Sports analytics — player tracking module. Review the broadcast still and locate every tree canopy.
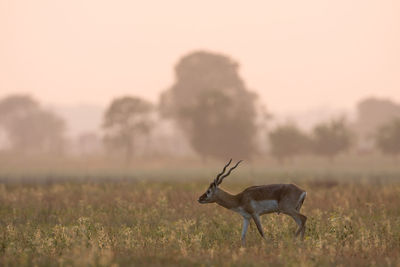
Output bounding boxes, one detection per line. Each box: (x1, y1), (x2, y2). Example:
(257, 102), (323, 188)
(0, 95), (65, 154)
(375, 118), (400, 157)
(269, 124), (310, 162)
(103, 96), (153, 163)
(312, 118), (352, 159)
(159, 51), (258, 160)
(355, 97), (400, 137)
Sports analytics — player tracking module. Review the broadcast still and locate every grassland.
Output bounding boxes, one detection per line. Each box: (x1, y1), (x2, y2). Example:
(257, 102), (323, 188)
(0, 156), (400, 266)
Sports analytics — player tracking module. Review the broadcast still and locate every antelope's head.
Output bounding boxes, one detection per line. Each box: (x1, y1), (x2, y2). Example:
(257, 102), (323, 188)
(198, 159), (242, 204)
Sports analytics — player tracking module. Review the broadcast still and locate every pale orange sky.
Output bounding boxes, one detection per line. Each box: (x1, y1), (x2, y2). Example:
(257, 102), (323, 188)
(1, 0), (399, 113)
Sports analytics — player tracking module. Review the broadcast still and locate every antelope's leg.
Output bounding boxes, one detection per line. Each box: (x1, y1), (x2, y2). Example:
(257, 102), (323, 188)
(251, 214), (265, 239)
(241, 217), (250, 245)
(287, 210), (307, 239)
(299, 213), (307, 240)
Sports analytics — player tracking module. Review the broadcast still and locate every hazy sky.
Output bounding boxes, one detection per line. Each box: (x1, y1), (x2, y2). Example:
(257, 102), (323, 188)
(1, 0), (399, 113)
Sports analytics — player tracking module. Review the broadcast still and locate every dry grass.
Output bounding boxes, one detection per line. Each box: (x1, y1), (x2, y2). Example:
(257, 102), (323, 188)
(0, 164), (400, 266)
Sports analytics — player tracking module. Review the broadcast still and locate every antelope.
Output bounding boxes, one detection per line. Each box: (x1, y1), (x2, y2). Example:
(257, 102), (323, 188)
(198, 159), (307, 245)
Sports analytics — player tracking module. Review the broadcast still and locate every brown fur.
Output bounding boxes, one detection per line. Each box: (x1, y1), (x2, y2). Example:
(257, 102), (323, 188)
(198, 161), (307, 244)
(199, 183), (307, 244)
(214, 184), (305, 210)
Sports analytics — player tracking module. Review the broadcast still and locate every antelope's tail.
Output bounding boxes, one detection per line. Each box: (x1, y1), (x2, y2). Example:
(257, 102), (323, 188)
(296, 191), (307, 212)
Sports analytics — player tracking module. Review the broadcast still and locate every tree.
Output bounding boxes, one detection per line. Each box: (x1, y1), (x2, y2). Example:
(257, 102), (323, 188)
(0, 95), (66, 154)
(0, 94), (39, 119)
(312, 118), (352, 160)
(355, 98), (400, 136)
(159, 51), (258, 160)
(268, 124), (310, 162)
(353, 98), (400, 152)
(103, 96), (153, 163)
(375, 118), (400, 157)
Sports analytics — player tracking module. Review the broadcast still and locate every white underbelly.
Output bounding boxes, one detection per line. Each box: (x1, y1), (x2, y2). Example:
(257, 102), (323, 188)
(251, 200), (279, 215)
(231, 207), (251, 218)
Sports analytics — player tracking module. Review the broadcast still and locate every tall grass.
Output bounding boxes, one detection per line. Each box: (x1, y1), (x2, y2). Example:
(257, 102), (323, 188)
(0, 160), (399, 266)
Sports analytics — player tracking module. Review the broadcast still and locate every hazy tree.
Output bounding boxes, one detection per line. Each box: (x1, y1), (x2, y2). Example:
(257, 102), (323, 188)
(269, 124), (310, 162)
(159, 51), (258, 160)
(103, 96), (153, 164)
(0, 95), (66, 154)
(0, 95), (39, 124)
(312, 118), (352, 160)
(354, 97), (400, 138)
(375, 118), (400, 158)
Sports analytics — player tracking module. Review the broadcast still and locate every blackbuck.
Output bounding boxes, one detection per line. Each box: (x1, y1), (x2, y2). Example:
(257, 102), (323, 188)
(198, 159), (307, 245)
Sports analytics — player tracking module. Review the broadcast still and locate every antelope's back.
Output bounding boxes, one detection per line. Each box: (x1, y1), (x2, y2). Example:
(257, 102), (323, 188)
(240, 183), (305, 203)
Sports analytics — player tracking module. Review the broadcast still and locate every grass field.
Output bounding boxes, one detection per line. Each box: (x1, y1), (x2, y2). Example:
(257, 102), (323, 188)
(0, 157), (400, 266)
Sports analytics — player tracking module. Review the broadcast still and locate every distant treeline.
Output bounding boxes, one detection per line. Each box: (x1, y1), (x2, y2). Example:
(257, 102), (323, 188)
(1, 51), (400, 162)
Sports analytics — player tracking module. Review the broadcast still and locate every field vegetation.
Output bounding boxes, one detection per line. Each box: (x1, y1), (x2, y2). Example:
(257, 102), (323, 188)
(0, 156), (400, 266)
